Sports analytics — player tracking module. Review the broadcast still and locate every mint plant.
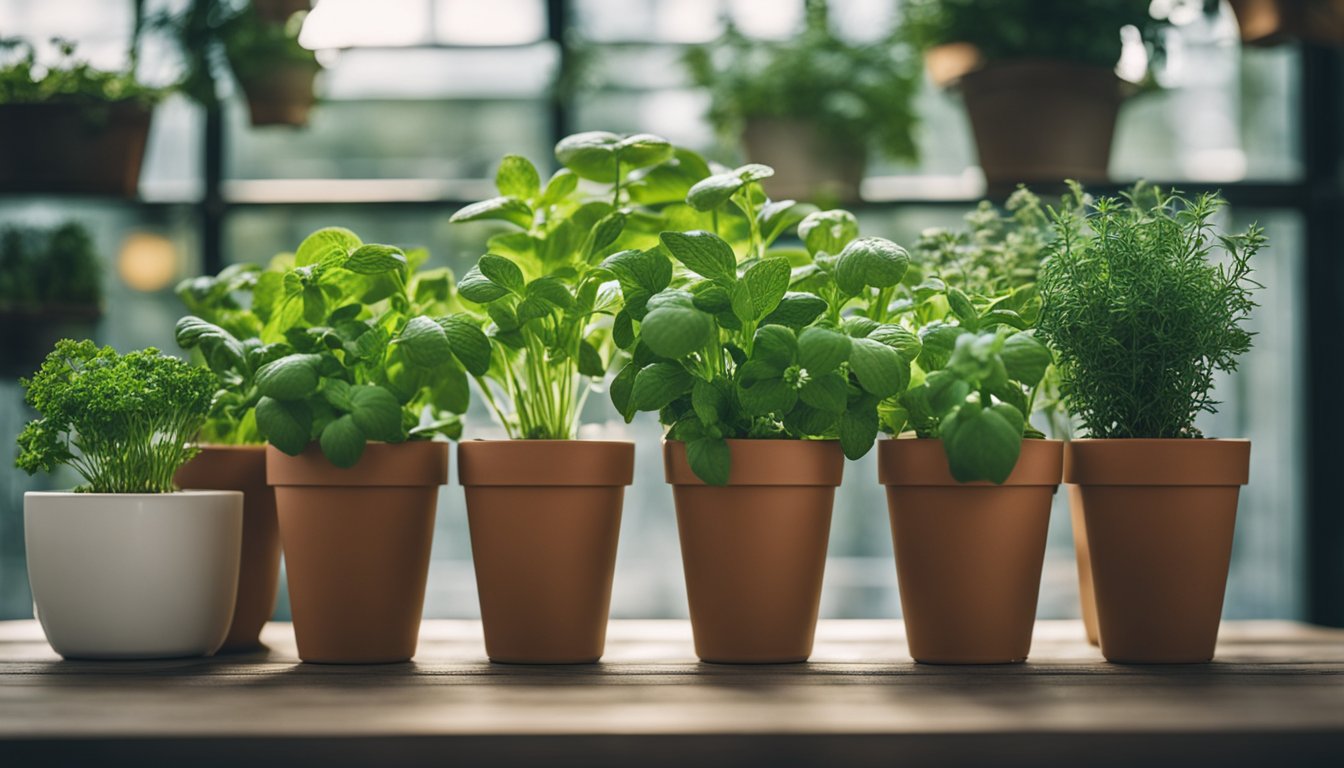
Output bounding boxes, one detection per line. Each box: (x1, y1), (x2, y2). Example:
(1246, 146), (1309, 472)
(16, 340), (214, 493)
(450, 132), (698, 440)
(177, 228), (488, 467)
(1036, 186), (1262, 439)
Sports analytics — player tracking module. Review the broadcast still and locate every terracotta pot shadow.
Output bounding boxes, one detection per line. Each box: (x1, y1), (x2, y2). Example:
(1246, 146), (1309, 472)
(665, 439), (842, 664)
(267, 441), (447, 664)
(879, 439), (1063, 664)
(1066, 439), (1250, 664)
(459, 440), (634, 664)
(175, 445), (281, 652)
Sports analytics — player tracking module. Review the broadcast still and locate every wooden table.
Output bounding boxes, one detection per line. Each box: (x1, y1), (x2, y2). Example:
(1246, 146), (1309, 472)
(1, 620), (1341, 767)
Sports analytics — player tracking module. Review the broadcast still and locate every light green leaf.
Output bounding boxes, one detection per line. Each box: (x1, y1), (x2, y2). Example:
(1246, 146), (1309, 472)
(798, 210), (858, 256)
(457, 266), (510, 303)
(343, 244), (407, 275)
(437, 314), (492, 376)
(449, 196), (533, 228)
(295, 227), (360, 267)
(478, 254), (525, 294)
(835, 237), (910, 294)
(736, 163), (774, 182)
(742, 257), (791, 319)
(660, 230), (737, 283)
(947, 287), (979, 331)
(686, 172), (744, 211)
(541, 168), (579, 206)
(616, 133), (674, 169)
(640, 290), (716, 359)
(496, 154), (541, 199)
(584, 211), (627, 262)
(752, 324), (798, 367)
(395, 316), (454, 367)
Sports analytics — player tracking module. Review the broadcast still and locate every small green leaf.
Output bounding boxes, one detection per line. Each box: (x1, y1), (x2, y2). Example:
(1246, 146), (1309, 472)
(640, 290), (716, 359)
(736, 163), (774, 182)
(798, 327), (851, 373)
(349, 385), (404, 442)
(687, 437), (731, 486)
(396, 316), (454, 367)
(840, 402), (879, 460)
(437, 314), (492, 376)
(1000, 332), (1052, 386)
(739, 378), (797, 416)
(613, 309), (635, 349)
(941, 402), (1025, 484)
(835, 237), (910, 294)
(762, 292), (827, 329)
(849, 337), (907, 398)
(753, 325), (798, 367)
(742, 257), (791, 319)
(322, 378), (353, 411)
(541, 168), (579, 206)
(867, 324), (923, 360)
(584, 211), (627, 262)
(799, 372), (847, 412)
(343, 244), (407, 275)
(917, 325), (967, 371)
(496, 154), (541, 199)
(295, 227), (361, 267)
(458, 266), (510, 304)
(449, 196), (534, 228)
(692, 377), (727, 424)
(478, 254), (525, 295)
(320, 415), (366, 469)
(686, 172), (745, 211)
(526, 277), (575, 309)
(947, 287), (979, 331)
(631, 362), (693, 411)
(691, 282), (733, 314)
(798, 210), (858, 256)
(578, 340), (605, 377)
(255, 354), (321, 400)
(610, 362), (638, 421)
(256, 396), (313, 456)
(660, 230), (738, 283)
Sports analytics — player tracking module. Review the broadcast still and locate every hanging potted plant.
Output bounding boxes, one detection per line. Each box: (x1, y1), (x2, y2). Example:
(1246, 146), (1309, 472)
(1037, 186), (1262, 664)
(0, 223), (104, 377)
(17, 341), (241, 659)
(0, 37), (164, 196)
(219, 3), (321, 127)
(450, 132), (686, 664)
(252, 227), (487, 664)
(685, 0), (919, 204)
(609, 166), (900, 663)
(171, 263), (283, 652)
(899, 0), (1154, 190)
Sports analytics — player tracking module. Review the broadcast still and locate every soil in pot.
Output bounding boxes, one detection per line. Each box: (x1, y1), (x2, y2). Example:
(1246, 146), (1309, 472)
(24, 490), (243, 660)
(459, 440), (634, 664)
(1068, 486), (1101, 646)
(741, 117), (865, 204)
(1066, 439), (1250, 664)
(175, 445), (281, 652)
(958, 60), (1124, 193)
(664, 439), (842, 664)
(239, 65), (318, 127)
(267, 441), (448, 664)
(0, 102), (152, 197)
(879, 439), (1063, 664)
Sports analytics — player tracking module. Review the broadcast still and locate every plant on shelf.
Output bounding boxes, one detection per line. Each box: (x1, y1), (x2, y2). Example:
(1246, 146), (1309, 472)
(16, 340), (213, 493)
(1037, 185), (1263, 664)
(0, 221), (105, 376)
(177, 227), (488, 467)
(685, 0), (919, 202)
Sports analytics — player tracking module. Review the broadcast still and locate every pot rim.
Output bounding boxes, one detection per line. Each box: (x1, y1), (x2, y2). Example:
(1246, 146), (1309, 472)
(25, 490), (243, 499)
(1064, 438), (1251, 487)
(266, 441), (449, 488)
(878, 437), (1063, 488)
(190, 443), (267, 451)
(458, 439), (635, 487)
(663, 438), (844, 487)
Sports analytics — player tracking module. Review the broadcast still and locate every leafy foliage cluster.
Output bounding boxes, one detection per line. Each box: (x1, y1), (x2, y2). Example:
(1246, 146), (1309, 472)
(685, 0), (920, 164)
(0, 222), (102, 308)
(176, 228), (488, 465)
(1036, 186), (1262, 439)
(220, 4), (319, 85)
(16, 340), (214, 493)
(0, 38), (163, 105)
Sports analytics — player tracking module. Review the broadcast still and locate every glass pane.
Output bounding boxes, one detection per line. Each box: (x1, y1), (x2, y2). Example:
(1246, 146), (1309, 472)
(434, 0), (546, 45)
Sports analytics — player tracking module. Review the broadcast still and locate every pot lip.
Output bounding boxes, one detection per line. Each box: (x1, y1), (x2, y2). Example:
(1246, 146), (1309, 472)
(458, 438), (635, 487)
(878, 437), (1063, 487)
(662, 437), (844, 487)
(1063, 437), (1251, 486)
(664, 437), (840, 446)
(460, 438), (634, 446)
(1066, 437), (1250, 445)
(25, 489), (243, 499)
(266, 440), (450, 488)
(190, 442), (267, 451)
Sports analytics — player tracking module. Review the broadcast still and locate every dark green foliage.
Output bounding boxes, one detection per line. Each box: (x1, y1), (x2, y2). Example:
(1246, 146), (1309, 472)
(1036, 186), (1262, 439)
(0, 38), (163, 104)
(0, 222), (102, 308)
(16, 341), (214, 493)
(685, 0), (920, 163)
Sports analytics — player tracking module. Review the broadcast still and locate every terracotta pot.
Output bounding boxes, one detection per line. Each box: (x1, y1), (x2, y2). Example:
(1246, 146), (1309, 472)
(267, 441), (448, 664)
(174, 445), (281, 652)
(879, 439), (1063, 664)
(741, 117), (865, 204)
(0, 102), (152, 197)
(1068, 486), (1101, 646)
(923, 43), (983, 88)
(238, 65), (318, 127)
(664, 439), (842, 664)
(459, 440), (634, 664)
(958, 60), (1124, 192)
(1066, 439), (1251, 664)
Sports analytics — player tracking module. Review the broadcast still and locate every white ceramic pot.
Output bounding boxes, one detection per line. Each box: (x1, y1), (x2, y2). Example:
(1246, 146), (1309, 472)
(24, 491), (243, 660)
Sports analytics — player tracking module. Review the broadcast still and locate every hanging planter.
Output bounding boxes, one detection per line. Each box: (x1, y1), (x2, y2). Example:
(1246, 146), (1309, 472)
(234, 62), (319, 128)
(0, 101), (153, 196)
(459, 441), (633, 664)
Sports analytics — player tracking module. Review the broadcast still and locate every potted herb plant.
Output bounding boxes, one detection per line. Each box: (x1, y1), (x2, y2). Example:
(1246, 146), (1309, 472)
(0, 222), (103, 377)
(249, 227), (487, 664)
(609, 164), (901, 663)
(172, 263), (282, 652)
(685, 0), (919, 203)
(899, 0), (1152, 190)
(450, 132), (688, 664)
(0, 38), (163, 196)
(1037, 187), (1262, 664)
(17, 341), (241, 659)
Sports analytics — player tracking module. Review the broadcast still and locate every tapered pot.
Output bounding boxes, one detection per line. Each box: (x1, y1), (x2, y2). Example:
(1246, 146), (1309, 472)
(959, 60), (1124, 192)
(1066, 439), (1251, 664)
(665, 439), (842, 664)
(0, 102), (152, 197)
(879, 439), (1062, 664)
(267, 441), (447, 664)
(1069, 486), (1101, 646)
(237, 65), (319, 127)
(741, 117), (865, 204)
(24, 491), (242, 660)
(459, 440), (634, 664)
(175, 445), (282, 652)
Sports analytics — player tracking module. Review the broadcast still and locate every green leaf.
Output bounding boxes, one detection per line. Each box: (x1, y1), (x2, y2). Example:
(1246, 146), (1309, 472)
(396, 316), (455, 367)
(256, 396), (313, 456)
(691, 281), (733, 314)
(798, 210), (858, 256)
(753, 324), (798, 367)
(835, 237), (910, 294)
(849, 337), (907, 398)
(739, 378), (797, 416)
(640, 290), (716, 359)
(1000, 332), (1052, 386)
(349, 385), (404, 442)
(343, 244), (407, 275)
(478, 254), (525, 295)
(868, 324), (923, 360)
(630, 362), (693, 411)
(578, 340), (605, 377)
(584, 211), (627, 262)
(496, 154), (541, 199)
(613, 309), (635, 349)
(458, 266), (510, 304)
(320, 415), (366, 469)
(301, 284), (326, 325)
(692, 377), (727, 424)
(947, 287), (979, 331)
(322, 378), (353, 411)
(840, 402), (879, 460)
(736, 163), (774, 182)
(925, 370), (972, 414)
(686, 172), (745, 211)
(799, 372), (847, 413)
(602, 248), (673, 300)
(762, 292), (827, 329)
(917, 325), (967, 371)
(437, 315), (492, 376)
(625, 148), (712, 205)
(295, 227), (360, 267)
(353, 326), (388, 361)
(610, 362), (638, 421)
(526, 277), (575, 309)
(616, 133), (674, 169)
(255, 354), (321, 400)
(687, 436), (731, 486)
(449, 196), (533, 228)
(742, 257), (791, 319)
(798, 327), (851, 373)
(541, 168), (579, 206)
(555, 131), (621, 181)
(758, 200), (812, 246)
(941, 402), (1025, 484)
(980, 309), (1030, 330)
(660, 230), (737, 283)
